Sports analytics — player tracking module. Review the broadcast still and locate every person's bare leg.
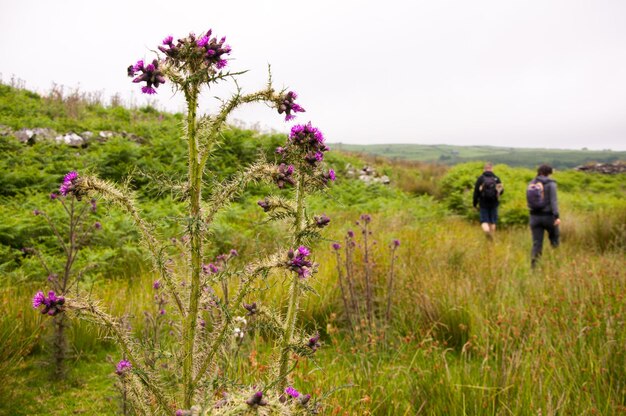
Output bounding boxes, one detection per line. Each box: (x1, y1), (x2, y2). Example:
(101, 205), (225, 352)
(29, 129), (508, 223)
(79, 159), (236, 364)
(481, 222), (493, 240)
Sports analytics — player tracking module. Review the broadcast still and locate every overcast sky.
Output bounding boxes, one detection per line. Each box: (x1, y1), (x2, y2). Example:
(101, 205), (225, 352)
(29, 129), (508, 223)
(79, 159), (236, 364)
(1, 0), (625, 150)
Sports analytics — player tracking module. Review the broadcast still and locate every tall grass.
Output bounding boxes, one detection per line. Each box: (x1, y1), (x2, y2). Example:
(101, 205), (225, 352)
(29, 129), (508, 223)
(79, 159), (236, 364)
(3, 211), (625, 414)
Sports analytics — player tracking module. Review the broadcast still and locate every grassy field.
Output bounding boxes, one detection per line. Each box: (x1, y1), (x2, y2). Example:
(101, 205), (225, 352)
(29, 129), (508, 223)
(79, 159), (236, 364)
(2, 211), (625, 415)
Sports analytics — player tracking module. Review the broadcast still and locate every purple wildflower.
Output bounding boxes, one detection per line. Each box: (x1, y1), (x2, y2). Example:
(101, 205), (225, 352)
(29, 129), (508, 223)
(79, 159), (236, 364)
(392, 239), (400, 248)
(320, 168), (336, 185)
(153, 280), (161, 290)
(314, 214), (330, 228)
(115, 359), (132, 376)
(243, 302), (258, 315)
(32, 290), (65, 316)
(307, 333), (321, 352)
(128, 58), (166, 94)
(347, 230), (354, 238)
(90, 198), (97, 212)
(360, 214), (372, 224)
(94, 222), (102, 230)
(32, 291), (46, 308)
(159, 309), (166, 315)
(163, 35), (174, 45)
(287, 246), (313, 278)
(285, 386), (300, 398)
(288, 123), (327, 161)
(33, 209), (40, 216)
(50, 193), (58, 200)
(257, 198), (271, 212)
(202, 263), (220, 274)
(277, 91), (305, 121)
(59, 171), (79, 196)
(274, 163), (296, 189)
(246, 391), (268, 407)
(229, 249), (238, 257)
(332, 243), (341, 251)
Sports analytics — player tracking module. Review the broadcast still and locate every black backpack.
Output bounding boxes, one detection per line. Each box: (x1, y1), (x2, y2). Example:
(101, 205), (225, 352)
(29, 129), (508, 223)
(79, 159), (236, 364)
(480, 176), (499, 202)
(527, 178), (548, 210)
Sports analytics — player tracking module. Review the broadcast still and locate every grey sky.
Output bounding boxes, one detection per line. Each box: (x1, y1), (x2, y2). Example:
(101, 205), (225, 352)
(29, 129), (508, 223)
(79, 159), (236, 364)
(1, 0), (625, 150)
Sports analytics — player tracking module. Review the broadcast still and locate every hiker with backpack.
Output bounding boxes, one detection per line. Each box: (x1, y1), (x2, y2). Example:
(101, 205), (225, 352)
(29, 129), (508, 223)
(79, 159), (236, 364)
(527, 164), (561, 268)
(473, 163), (504, 240)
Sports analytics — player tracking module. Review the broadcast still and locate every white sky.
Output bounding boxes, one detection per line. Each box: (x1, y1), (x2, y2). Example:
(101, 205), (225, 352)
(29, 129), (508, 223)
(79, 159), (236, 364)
(1, 0), (625, 150)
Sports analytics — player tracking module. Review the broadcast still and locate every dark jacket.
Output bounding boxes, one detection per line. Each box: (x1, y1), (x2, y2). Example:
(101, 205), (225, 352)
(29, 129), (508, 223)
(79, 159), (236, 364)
(473, 171), (503, 209)
(529, 175), (559, 219)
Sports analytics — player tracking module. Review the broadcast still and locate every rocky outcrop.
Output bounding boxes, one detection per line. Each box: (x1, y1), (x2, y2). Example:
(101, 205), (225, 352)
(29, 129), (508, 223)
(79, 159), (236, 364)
(0, 125), (146, 147)
(345, 163), (391, 185)
(575, 162), (626, 174)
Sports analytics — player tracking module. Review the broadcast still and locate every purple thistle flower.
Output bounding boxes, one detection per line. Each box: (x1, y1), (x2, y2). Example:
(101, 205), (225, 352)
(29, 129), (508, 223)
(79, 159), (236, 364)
(243, 302), (258, 315)
(392, 239), (400, 247)
(314, 214), (330, 228)
(90, 198), (97, 212)
(332, 243), (341, 251)
(285, 386), (300, 398)
(159, 309), (166, 315)
(50, 193), (58, 200)
(197, 36), (209, 47)
(32, 291), (46, 308)
(33, 209), (40, 216)
(246, 391), (268, 407)
(59, 171), (79, 196)
(202, 263), (220, 274)
(289, 122), (324, 147)
(129, 58), (166, 94)
(277, 91), (305, 121)
(287, 246), (313, 278)
(274, 163), (296, 189)
(94, 222), (102, 230)
(257, 198), (271, 212)
(153, 280), (161, 290)
(329, 169), (336, 181)
(163, 35), (173, 45)
(32, 290), (65, 316)
(307, 333), (321, 352)
(360, 214), (372, 224)
(347, 230), (354, 238)
(115, 359), (132, 376)
(229, 249), (238, 257)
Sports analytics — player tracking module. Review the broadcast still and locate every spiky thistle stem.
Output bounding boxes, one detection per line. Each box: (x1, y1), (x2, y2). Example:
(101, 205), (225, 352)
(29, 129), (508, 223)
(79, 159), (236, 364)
(182, 82), (202, 408)
(277, 172), (306, 391)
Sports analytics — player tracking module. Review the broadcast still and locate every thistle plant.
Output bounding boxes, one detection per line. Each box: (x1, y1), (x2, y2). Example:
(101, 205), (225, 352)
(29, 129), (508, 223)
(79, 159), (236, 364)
(32, 29), (333, 414)
(332, 215), (400, 338)
(30, 182), (101, 377)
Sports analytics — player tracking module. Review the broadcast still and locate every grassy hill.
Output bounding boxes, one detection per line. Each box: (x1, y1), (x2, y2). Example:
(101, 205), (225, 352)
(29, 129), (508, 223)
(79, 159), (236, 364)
(331, 143), (626, 169)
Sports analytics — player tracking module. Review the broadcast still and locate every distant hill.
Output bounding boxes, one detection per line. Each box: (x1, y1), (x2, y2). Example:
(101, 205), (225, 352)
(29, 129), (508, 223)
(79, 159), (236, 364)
(329, 143), (626, 170)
